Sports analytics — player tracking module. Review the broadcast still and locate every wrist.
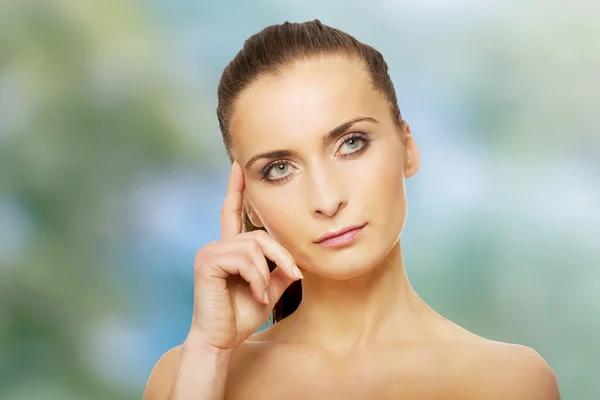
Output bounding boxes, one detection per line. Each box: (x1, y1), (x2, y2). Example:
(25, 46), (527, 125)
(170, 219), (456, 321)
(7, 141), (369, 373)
(183, 331), (236, 361)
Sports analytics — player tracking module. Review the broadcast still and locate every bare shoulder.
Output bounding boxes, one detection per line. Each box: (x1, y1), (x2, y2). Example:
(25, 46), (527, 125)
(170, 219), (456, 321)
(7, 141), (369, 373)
(141, 329), (277, 400)
(466, 340), (560, 399)
(142, 345), (183, 400)
(432, 318), (560, 398)
(226, 329), (280, 375)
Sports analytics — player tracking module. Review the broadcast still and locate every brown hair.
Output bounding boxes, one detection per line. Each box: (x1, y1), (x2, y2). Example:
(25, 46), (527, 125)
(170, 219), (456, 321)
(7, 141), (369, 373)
(216, 19), (402, 324)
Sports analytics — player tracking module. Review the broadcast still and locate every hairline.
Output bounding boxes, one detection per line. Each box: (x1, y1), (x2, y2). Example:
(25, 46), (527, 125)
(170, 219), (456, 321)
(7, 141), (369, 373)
(226, 53), (386, 148)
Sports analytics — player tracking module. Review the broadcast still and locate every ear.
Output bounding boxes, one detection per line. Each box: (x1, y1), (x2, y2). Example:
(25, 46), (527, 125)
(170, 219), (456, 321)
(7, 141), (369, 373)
(243, 196), (265, 228)
(399, 120), (420, 178)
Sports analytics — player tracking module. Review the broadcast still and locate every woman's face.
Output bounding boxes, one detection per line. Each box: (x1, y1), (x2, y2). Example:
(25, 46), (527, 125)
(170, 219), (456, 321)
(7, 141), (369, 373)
(229, 56), (418, 279)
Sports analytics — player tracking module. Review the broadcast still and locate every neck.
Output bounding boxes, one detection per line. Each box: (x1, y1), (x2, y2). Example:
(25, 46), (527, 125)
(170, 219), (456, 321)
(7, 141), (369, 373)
(276, 241), (442, 353)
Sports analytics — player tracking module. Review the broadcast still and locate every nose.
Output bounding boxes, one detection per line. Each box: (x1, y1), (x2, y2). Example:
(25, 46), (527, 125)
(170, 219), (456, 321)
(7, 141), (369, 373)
(305, 165), (347, 218)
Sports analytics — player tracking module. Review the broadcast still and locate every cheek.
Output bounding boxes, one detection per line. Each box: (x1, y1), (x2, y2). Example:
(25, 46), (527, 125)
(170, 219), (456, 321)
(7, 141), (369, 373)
(247, 187), (304, 244)
(358, 143), (408, 234)
(363, 144), (405, 201)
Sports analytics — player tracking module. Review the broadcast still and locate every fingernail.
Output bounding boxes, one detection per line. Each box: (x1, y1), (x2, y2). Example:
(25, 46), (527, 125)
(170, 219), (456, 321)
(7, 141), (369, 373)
(263, 289), (270, 304)
(292, 265), (304, 280)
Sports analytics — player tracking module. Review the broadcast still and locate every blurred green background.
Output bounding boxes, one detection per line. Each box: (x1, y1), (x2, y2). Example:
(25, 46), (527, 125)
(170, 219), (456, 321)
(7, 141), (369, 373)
(0, 0), (598, 399)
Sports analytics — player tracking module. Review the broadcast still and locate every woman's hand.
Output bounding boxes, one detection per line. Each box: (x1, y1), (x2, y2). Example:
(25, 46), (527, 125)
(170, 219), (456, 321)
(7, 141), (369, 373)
(189, 161), (303, 351)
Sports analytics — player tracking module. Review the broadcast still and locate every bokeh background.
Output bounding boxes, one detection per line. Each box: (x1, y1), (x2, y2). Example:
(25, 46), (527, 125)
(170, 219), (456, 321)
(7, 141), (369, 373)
(1, 0), (598, 399)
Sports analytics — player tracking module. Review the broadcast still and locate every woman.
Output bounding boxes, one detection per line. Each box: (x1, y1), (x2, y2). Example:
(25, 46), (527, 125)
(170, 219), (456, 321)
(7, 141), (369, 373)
(143, 20), (560, 399)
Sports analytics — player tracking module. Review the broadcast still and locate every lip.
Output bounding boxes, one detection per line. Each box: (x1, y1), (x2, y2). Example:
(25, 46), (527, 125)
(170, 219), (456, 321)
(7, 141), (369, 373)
(315, 223), (367, 246)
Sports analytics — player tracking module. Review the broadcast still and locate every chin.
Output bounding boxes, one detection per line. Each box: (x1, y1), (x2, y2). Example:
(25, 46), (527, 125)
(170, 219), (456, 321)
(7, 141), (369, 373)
(305, 235), (396, 280)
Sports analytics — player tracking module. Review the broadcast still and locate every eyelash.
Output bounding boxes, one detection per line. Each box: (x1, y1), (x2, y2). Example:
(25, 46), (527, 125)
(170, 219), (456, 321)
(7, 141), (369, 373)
(259, 132), (372, 184)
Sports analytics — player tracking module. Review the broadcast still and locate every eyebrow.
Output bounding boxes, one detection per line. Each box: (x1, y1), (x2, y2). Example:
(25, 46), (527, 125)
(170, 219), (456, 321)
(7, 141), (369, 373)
(243, 116), (379, 169)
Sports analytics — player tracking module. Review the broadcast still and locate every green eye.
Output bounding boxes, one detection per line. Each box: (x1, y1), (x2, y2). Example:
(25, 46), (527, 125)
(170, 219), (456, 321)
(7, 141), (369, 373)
(345, 138), (361, 149)
(272, 163), (289, 175)
(263, 162), (292, 182)
(339, 136), (365, 154)
(260, 132), (371, 184)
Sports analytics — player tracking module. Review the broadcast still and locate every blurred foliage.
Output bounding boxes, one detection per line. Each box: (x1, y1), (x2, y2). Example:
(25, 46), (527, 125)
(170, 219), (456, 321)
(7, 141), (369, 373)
(0, 1), (187, 398)
(0, 1), (598, 399)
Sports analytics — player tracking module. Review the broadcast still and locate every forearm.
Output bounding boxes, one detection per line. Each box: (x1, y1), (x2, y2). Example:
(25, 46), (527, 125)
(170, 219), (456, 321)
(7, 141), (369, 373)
(170, 334), (234, 400)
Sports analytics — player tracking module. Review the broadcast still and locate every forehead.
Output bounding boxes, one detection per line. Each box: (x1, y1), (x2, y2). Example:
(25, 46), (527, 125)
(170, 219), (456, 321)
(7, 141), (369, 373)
(229, 56), (390, 159)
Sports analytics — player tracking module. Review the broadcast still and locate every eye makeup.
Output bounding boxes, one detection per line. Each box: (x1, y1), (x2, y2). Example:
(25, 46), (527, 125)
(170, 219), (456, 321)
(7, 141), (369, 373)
(259, 131), (372, 184)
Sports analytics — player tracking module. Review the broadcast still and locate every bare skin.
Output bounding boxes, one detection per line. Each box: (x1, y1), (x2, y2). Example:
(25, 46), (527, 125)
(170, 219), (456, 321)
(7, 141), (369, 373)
(143, 56), (560, 399)
(227, 330), (556, 399)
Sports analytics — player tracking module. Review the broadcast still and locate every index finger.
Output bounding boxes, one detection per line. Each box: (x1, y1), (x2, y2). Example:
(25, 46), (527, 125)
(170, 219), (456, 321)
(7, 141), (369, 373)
(220, 160), (245, 239)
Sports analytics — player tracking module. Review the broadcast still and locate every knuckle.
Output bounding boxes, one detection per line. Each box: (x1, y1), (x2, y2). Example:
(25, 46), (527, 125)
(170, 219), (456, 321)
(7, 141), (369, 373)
(194, 244), (210, 263)
(253, 229), (269, 239)
(244, 238), (261, 253)
(194, 242), (219, 270)
(239, 257), (255, 273)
